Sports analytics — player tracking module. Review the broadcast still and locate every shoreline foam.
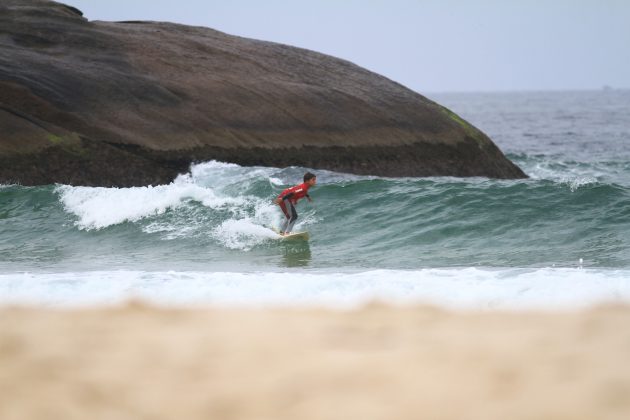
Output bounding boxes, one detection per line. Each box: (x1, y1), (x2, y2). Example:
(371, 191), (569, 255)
(2, 268), (630, 309)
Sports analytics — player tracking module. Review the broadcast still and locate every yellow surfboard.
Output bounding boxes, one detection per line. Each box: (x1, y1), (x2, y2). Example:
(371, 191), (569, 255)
(280, 231), (309, 240)
(271, 227), (309, 240)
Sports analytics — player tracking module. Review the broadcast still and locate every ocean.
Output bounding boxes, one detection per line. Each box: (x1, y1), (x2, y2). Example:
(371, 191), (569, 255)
(2, 90), (630, 309)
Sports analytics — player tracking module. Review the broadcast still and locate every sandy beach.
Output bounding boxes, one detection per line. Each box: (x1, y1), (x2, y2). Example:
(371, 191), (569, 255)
(2, 303), (630, 420)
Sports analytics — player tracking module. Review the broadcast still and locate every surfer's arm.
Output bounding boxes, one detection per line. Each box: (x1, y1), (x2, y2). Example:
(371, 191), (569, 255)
(306, 194), (312, 202)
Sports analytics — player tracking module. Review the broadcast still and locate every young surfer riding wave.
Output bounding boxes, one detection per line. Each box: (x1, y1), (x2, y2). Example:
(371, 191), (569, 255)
(274, 172), (316, 236)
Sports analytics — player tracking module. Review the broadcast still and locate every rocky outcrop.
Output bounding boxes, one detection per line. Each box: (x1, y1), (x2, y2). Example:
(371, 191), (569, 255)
(0, 0), (526, 186)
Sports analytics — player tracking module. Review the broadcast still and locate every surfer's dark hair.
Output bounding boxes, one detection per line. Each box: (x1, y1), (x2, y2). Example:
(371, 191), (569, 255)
(304, 172), (316, 182)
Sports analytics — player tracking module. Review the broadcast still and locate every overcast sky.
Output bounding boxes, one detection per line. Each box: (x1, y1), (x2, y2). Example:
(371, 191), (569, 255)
(68, 0), (630, 93)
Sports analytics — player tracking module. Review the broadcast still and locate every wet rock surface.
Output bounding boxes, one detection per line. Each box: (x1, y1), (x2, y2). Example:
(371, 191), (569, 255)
(0, 0), (526, 186)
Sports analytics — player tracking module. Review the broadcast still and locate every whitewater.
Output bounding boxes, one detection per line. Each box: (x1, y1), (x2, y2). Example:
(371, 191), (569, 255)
(1, 90), (630, 309)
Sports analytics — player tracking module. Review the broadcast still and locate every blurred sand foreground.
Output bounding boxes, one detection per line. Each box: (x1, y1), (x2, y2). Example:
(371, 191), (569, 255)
(1, 303), (630, 420)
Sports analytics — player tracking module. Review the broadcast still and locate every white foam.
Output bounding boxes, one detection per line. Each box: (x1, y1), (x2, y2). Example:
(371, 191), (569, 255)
(2, 267), (630, 309)
(55, 160), (321, 250)
(55, 162), (268, 231)
(189, 160), (270, 189)
(54, 159), (374, 233)
(212, 218), (279, 250)
(523, 158), (614, 190)
(56, 178), (236, 230)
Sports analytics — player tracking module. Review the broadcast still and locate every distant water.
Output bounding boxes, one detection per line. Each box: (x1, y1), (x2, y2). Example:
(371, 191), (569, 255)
(2, 90), (630, 308)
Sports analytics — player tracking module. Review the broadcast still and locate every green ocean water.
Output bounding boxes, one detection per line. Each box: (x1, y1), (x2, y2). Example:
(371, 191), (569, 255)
(1, 90), (630, 308)
(1, 162), (630, 272)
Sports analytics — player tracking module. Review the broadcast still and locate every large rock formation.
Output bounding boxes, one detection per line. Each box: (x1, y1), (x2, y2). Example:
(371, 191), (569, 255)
(0, 0), (526, 187)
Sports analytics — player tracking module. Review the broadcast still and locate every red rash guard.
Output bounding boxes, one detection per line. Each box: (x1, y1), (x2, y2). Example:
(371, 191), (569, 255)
(277, 183), (311, 205)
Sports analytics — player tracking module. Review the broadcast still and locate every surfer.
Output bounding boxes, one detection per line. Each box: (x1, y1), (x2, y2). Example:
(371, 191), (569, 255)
(274, 172), (316, 236)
